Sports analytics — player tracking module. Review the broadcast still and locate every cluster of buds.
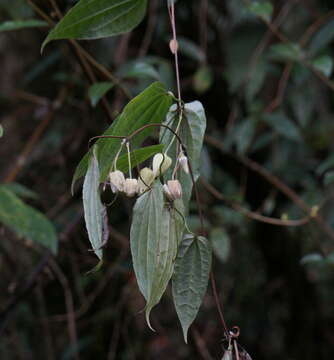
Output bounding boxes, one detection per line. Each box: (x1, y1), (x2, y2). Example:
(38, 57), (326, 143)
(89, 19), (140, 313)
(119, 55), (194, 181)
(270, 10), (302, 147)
(109, 152), (174, 197)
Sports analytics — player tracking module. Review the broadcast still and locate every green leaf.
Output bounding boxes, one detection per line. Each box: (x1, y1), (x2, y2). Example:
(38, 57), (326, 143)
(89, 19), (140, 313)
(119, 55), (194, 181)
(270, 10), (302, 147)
(263, 111), (301, 141)
(247, 1), (273, 22)
(269, 42), (303, 62)
(0, 19), (48, 32)
(300, 253), (324, 265)
(177, 37), (205, 63)
(118, 60), (160, 80)
(210, 228), (231, 263)
(1, 183), (38, 199)
(130, 182), (184, 329)
(193, 66), (214, 94)
(42, 0), (148, 50)
(172, 235), (212, 343)
(116, 144), (164, 173)
(72, 82), (174, 192)
(0, 186), (57, 254)
(311, 55), (333, 77)
(88, 82), (114, 107)
(0, 124), (3, 138)
(160, 101), (207, 209)
(82, 147), (103, 260)
(308, 19), (334, 55)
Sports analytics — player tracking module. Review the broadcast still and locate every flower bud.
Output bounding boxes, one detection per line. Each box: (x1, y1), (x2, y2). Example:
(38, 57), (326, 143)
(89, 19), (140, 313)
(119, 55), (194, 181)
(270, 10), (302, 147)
(152, 153), (172, 177)
(138, 167), (155, 193)
(178, 153), (189, 174)
(109, 170), (125, 193)
(123, 178), (139, 197)
(163, 180), (182, 200)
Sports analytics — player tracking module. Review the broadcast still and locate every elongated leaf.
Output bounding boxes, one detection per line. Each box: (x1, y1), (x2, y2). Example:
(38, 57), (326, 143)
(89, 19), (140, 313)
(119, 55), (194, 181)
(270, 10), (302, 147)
(88, 82), (114, 107)
(312, 55), (333, 77)
(72, 82), (173, 192)
(83, 147), (103, 259)
(130, 182), (184, 329)
(160, 101), (207, 208)
(0, 186), (57, 254)
(172, 235), (212, 343)
(1, 183), (38, 199)
(42, 0), (148, 50)
(247, 1), (273, 22)
(0, 19), (48, 32)
(116, 144), (164, 172)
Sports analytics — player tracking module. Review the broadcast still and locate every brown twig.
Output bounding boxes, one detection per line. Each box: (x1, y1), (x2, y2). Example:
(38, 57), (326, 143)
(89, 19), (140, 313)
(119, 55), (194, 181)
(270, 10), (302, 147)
(201, 178), (311, 227)
(204, 134), (334, 246)
(49, 258), (80, 360)
(4, 86), (68, 183)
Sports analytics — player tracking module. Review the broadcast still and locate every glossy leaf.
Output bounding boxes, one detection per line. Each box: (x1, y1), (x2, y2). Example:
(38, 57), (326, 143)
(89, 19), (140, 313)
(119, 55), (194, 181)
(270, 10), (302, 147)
(263, 112), (301, 142)
(88, 82), (114, 107)
(72, 82), (173, 192)
(130, 182), (184, 329)
(42, 0), (148, 50)
(82, 147), (103, 260)
(116, 144), (164, 173)
(172, 235), (212, 342)
(0, 186), (57, 254)
(160, 101), (207, 208)
(0, 19), (47, 32)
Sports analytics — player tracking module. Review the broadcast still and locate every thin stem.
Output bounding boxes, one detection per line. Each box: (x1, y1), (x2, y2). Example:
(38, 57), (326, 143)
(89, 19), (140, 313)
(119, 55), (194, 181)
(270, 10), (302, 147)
(126, 142), (132, 178)
(168, 2), (182, 103)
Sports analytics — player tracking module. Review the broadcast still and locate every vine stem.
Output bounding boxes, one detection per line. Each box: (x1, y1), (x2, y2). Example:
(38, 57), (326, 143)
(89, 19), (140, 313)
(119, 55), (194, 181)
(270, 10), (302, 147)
(168, 2), (182, 104)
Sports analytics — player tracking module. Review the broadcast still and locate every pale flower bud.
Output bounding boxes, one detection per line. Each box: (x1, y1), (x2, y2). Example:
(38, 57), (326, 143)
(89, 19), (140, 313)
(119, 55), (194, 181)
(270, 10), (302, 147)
(123, 178), (139, 197)
(152, 153), (172, 177)
(178, 153), (189, 174)
(163, 180), (182, 200)
(109, 170), (125, 193)
(138, 167), (155, 194)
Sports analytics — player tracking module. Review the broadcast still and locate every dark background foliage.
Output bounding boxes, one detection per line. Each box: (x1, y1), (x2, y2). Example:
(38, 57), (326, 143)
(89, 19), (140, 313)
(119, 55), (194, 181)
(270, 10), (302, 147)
(1, 0), (334, 359)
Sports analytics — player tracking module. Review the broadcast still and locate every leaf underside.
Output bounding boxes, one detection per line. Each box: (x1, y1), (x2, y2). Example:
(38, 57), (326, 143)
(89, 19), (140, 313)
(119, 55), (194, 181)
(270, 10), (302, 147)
(172, 235), (212, 342)
(130, 182), (184, 329)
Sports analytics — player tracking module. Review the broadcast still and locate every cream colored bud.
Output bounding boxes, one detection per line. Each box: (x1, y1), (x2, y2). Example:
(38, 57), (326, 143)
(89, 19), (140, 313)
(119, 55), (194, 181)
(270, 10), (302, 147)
(123, 178), (139, 197)
(178, 153), (189, 174)
(163, 180), (182, 200)
(138, 167), (155, 193)
(169, 39), (179, 54)
(109, 170), (125, 193)
(152, 153), (172, 177)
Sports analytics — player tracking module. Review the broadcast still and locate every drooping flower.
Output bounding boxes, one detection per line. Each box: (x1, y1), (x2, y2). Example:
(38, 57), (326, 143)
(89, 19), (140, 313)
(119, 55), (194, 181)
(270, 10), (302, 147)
(138, 167), (155, 194)
(163, 180), (182, 200)
(152, 153), (172, 177)
(109, 170), (125, 193)
(123, 178), (139, 197)
(178, 152), (189, 174)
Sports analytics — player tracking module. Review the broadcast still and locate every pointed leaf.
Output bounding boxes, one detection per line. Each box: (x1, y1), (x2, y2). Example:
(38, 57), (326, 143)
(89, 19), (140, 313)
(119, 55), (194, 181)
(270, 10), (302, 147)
(130, 182), (184, 329)
(72, 82), (173, 192)
(82, 147), (103, 259)
(0, 186), (57, 254)
(42, 0), (148, 50)
(172, 235), (212, 342)
(0, 20), (48, 32)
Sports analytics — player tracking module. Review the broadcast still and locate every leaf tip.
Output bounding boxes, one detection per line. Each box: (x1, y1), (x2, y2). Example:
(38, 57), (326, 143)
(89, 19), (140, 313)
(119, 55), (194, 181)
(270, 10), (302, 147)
(145, 308), (156, 332)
